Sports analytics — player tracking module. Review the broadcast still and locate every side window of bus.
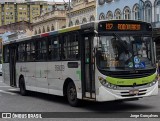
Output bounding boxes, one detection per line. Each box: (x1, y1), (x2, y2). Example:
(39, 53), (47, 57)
(18, 43), (26, 62)
(36, 37), (47, 61)
(26, 41), (35, 61)
(3, 46), (9, 63)
(48, 36), (60, 60)
(63, 33), (79, 60)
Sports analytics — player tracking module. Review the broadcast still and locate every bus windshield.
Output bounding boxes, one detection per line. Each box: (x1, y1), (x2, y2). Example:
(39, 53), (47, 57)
(96, 34), (155, 71)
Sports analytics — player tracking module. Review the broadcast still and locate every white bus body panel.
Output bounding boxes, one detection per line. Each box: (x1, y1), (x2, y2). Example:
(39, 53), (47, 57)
(15, 61), (82, 99)
(2, 63), (10, 85)
(25, 62), (36, 89)
(47, 62), (63, 96)
(16, 63), (26, 87)
(35, 62), (48, 93)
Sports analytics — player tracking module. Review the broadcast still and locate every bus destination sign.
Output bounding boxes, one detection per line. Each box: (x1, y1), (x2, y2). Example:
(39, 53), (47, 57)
(98, 21), (152, 32)
(106, 23), (141, 31)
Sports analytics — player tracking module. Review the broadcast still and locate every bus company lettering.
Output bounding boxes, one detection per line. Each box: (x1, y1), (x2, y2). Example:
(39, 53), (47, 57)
(142, 80), (148, 83)
(55, 65), (65, 71)
(117, 81), (125, 84)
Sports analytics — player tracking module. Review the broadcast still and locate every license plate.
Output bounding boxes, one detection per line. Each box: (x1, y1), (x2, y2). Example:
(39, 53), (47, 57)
(129, 90), (139, 95)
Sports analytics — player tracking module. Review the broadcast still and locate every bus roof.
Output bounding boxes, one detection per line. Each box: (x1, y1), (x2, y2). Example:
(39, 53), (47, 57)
(3, 20), (151, 45)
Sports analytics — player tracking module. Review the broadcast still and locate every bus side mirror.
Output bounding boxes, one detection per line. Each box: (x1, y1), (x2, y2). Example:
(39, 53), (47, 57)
(93, 37), (98, 48)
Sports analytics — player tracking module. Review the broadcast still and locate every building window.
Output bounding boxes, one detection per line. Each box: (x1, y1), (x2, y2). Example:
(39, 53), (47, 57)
(69, 21), (73, 27)
(145, 2), (152, 23)
(47, 26), (50, 32)
(133, 4), (140, 20)
(39, 28), (41, 34)
(114, 9), (121, 19)
(75, 19), (79, 25)
(123, 7), (131, 20)
(90, 15), (95, 22)
(43, 26), (45, 33)
(99, 13), (105, 20)
(82, 18), (87, 24)
(98, 0), (105, 5)
(155, 0), (160, 22)
(106, 11), (113, 20)
(51, 24), (54, 31)
(35, 29), (37, 35)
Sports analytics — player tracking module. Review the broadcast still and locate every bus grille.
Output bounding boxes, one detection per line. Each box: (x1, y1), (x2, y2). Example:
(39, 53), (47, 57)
(120, 89), (147, 97)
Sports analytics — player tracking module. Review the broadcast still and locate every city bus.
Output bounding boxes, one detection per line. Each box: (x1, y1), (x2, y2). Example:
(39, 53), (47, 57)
(2, 20), (158, 106)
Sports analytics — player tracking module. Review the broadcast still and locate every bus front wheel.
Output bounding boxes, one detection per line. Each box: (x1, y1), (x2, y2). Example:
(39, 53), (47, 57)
(67, 82), (80, 107)
(19, 77), (27, 96)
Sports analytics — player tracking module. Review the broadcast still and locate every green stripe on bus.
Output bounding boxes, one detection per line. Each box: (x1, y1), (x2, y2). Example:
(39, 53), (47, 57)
(106, 74), (156, 86)
(76, 70), (81, 80)
(59, 26), (80, 33)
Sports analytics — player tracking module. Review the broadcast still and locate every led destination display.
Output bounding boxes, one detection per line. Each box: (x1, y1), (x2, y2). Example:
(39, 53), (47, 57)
(98, 20), (152, 32)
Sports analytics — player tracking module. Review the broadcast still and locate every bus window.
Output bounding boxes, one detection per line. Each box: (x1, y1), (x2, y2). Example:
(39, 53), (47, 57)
(18, 43), (26, 62)
(30, 42), (36, 61)
(48, 36), (60, 60)
(4, 46), (9, 63)
(26, 42), (31, 61)
(26, 41), (35, 61)
(63, 33), (79, 60)
(36, 37), (47, 61)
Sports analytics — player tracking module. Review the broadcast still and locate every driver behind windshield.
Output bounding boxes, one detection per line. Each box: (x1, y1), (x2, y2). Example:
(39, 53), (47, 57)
(119, 49), (132, 63)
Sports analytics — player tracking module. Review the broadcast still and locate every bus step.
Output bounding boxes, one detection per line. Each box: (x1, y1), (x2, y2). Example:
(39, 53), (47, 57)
(85, 92), (96, 99)
(83, 97), (96, 101)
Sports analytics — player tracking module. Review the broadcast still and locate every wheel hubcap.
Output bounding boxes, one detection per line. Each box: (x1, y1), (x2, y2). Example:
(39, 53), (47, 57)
(69, 87), (76, 101)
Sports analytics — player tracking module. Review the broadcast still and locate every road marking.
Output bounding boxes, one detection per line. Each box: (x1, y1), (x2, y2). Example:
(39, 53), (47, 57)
(8, 88), (19, 91)
(0, 90), (17, 95)
(0, 86), (10, 87)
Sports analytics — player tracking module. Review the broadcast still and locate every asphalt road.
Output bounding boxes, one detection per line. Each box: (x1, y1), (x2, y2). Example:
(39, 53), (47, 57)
(0, 76), (160, 121)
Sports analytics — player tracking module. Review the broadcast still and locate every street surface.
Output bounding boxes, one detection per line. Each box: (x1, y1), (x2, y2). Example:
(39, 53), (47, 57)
(0, 76), (160, 121)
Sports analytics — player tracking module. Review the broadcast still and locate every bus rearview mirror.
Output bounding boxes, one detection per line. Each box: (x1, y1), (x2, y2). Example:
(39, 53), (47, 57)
(93, 37), (98, 48)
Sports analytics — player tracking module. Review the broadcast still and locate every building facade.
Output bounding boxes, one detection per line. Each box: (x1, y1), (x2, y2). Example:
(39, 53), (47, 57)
(0, 1), (66, 26)
(66, 0), (96, 27)
(96, 0), (160, 59)
(32, 10), (66, 35)
(0, 21), (32, 38)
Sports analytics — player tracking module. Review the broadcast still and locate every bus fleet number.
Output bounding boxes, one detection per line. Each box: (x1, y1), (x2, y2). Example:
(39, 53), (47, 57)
(55, 65), (65, 71)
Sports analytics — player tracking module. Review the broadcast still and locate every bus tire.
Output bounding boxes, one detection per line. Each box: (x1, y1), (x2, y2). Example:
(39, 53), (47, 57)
(67, 81), (80, 107)
(19, 77), (27, 96)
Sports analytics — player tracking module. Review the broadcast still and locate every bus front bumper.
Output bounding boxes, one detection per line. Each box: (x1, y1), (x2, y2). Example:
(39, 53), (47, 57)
(96, 81), (158, 102)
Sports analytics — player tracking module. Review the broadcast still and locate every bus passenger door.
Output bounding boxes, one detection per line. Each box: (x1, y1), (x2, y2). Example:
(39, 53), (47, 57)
(9, 45), (17, 87)
(81, 35), (95, 99)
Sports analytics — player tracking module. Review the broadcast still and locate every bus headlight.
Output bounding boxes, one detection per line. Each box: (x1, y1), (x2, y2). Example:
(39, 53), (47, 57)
(149, 75), (158, 87)
(98, 76), (117, 89)
(149, 80), (157, 87)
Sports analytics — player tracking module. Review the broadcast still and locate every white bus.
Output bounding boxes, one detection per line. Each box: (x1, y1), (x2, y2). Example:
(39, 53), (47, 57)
(2, 20), (158, 106)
